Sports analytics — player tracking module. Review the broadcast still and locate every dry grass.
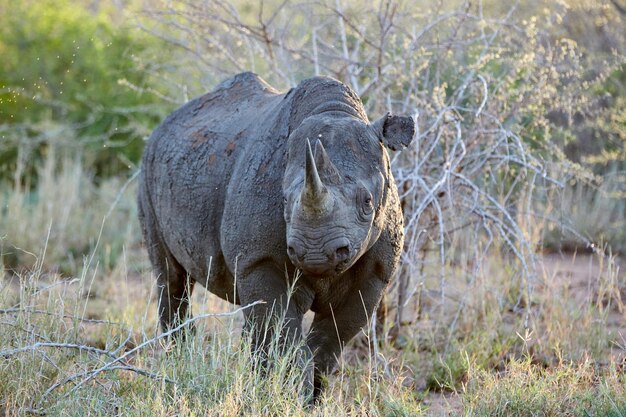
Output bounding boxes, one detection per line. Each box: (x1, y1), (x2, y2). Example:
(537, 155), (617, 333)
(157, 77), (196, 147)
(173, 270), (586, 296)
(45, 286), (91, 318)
(1, 149), (140, 276)
(1, 157), (624, 415)
(1, 244), (624, 415)
(464, 358), (626, 416)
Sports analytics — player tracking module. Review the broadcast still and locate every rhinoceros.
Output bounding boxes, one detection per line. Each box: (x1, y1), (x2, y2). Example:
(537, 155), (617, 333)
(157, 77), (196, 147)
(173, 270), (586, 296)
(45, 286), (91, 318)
(137, 72), (415, 400)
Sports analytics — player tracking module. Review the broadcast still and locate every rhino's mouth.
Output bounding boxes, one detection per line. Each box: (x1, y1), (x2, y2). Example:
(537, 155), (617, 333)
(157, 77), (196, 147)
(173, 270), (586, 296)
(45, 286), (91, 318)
(288, 246), (358, 277)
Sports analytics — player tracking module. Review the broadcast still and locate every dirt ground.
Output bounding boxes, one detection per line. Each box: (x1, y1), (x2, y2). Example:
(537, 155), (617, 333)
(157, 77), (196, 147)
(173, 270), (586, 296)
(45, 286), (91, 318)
(540, 252), (625, 343)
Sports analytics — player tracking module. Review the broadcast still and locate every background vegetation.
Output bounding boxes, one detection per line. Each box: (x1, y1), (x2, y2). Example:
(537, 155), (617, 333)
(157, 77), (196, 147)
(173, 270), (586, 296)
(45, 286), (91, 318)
(0, 0), (625, 415)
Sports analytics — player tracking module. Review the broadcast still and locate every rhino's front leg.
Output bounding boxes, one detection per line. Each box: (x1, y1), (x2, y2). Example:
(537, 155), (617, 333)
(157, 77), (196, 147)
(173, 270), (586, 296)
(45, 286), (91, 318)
(307, 273), (388, 402)
(236, 262), (313, 372)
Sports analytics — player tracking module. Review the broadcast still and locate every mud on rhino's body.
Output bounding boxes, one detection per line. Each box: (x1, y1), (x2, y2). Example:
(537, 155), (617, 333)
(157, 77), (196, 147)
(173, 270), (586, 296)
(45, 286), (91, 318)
(138, 72), (415, 399)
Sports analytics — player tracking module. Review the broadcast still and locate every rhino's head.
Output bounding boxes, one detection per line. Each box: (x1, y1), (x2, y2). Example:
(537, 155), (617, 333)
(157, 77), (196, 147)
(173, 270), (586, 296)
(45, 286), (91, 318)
(283, 113), (415, 276)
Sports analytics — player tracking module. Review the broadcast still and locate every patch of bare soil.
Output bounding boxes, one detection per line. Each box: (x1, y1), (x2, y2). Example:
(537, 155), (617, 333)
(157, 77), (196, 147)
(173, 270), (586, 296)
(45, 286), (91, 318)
(540, 252), (626, 352)
(422, 391), (463, 416)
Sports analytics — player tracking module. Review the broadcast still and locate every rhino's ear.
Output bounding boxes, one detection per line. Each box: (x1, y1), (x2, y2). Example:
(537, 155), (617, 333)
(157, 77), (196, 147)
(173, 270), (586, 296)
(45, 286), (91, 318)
(372, 112), (416, 151)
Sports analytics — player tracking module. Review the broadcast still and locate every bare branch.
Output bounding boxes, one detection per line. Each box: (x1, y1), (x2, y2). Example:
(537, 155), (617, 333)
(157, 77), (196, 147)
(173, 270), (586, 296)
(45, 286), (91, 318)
(38, 300), (264, 404)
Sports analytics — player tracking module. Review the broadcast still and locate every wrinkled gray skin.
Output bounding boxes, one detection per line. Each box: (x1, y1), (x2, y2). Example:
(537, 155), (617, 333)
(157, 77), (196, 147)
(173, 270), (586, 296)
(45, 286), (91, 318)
(138, 72), (415, 401)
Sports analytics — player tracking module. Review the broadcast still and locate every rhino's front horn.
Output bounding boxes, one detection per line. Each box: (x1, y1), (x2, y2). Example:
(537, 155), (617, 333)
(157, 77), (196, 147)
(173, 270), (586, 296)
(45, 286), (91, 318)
(302, 139), (328, 210)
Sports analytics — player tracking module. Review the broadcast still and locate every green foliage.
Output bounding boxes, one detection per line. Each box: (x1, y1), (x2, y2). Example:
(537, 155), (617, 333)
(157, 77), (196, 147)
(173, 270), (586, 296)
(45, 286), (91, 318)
(426, 348), (470, 392)
(425, 330), (519, 392)
(0, 0), (166, 178)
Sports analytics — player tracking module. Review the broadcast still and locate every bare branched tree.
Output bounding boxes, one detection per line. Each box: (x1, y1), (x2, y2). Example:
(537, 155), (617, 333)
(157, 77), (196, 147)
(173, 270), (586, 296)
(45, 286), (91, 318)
(140, 0), (622, 347)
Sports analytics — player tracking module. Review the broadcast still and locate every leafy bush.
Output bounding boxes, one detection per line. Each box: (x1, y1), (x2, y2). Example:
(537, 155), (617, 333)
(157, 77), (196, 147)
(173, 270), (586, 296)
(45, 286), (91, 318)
(0, 0), (166, 179)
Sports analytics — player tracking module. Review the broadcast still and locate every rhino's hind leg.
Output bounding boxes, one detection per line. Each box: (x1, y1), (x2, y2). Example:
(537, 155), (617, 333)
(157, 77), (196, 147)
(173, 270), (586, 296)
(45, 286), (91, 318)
(155, 256), (195, 336)
(139, 195), (195, 338)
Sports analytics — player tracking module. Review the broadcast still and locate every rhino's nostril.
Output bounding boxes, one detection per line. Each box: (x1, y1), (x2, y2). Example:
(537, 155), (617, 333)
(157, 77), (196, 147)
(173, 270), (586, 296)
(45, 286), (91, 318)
(335, 245), (350, 262)
(287, 242), (305, 261)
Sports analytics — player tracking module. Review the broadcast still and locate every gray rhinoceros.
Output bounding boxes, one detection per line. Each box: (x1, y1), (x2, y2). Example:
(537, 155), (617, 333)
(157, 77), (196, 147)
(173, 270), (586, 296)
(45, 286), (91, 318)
(138, 72), (415, 400)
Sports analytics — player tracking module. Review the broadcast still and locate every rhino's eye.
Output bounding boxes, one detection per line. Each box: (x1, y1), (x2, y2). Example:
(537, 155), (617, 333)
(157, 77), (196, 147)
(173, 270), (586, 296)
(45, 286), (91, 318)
(358, 188), (374, 217)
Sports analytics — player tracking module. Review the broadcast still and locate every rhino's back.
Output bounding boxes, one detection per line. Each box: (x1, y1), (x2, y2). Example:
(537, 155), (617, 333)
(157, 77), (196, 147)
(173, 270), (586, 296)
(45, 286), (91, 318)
(140, 73), (285, 300)
(149, 72), (282, 153)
